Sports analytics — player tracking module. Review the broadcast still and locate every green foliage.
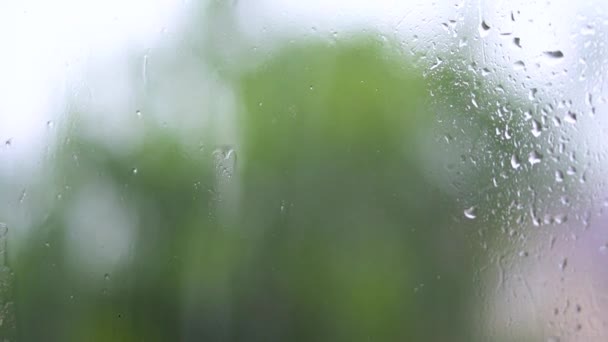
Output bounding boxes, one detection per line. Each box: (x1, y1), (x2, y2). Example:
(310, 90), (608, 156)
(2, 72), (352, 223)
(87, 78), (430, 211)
(12, 38), (476, 341)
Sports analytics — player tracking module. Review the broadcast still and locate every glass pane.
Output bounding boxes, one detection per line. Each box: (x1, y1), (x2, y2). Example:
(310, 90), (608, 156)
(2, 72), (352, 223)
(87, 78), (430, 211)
(1, 0), (607, 340)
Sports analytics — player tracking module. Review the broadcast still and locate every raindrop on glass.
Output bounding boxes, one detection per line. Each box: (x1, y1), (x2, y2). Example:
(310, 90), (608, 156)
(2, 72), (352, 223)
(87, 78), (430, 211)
(564, 111), (577, 124)
(513, 37), (521, 48)
(543, 50), (564, 59)
(555, 170), (564, 182)
(511, 154), (521, 169)
(464, 206), (477, 219)
(559, 258), (568, 271)
(528, 151), (543, 166)
(479, 20), (491, 37)
(531, 120), (542, 137)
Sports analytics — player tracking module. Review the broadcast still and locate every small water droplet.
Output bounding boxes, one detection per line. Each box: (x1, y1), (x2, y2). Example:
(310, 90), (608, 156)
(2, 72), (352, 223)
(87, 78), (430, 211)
(565, 111), (577, 124)
(136, 110), (142, 118)
(513, 60), (525, 70)
(429, 57), (443, 71)
(104, 273), (110, 281)
(471, 97), (479, 108)
(528, 151), (543, 166)
(581, 24), (596, 36)
(554, 214), (567, 224)
(4, 139), (12, 147)
(213, 146), (237, 180)
(464, 206), (477, 219)
(531, 120), (542, 137)
(555, 170), (564, 182)
(519, 250), (528, 257)
(559, 258), (568, 271)
(511, 154), (521, 169)
(480, 20), (491, 37)
(543, 50), (564, 59)
(132, 168), (138, 175)
(46, 120), (54, 128)
(513, 37), (521, 48)
(567, 165), (577, 175)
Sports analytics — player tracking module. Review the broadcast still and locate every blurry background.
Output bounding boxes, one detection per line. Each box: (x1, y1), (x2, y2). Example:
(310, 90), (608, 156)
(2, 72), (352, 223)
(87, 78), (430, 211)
(0, 0), (608, 341)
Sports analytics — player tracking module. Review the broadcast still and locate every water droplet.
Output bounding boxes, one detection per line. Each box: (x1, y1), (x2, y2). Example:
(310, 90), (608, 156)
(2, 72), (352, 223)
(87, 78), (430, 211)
(511, 154), (521, 169)
(531, 120), (542, 137)
(581, 24), (595, 36)
(471, 97), (479, 108)
(429, 57), (443, 71)
(513, 60), (525, 70)
(464, 206), (477, 219)
(565, 111), (577, 124)
(528, 151), (543, 166)
(519, 250), (529, 257)
(559, 258), (568, 271)
(554, 214), (567, 224)
(132, 168), (138, 175)
(513, 37), (521, 48)
(543, 50), (564, 59)
(104, 273), (110, 281)
(213, 146), (237, 180)
(479, 20), (491, 37)
(46, 120), (54, 129)
(555, 170), (564, 182)
(4, 139), (12, 147)
(136, 110), (142, 118)
(567, 165), (577, 175)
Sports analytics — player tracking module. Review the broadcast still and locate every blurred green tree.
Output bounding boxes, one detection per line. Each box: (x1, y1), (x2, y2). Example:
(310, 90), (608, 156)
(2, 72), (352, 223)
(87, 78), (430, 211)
(11, 36), (483, 341)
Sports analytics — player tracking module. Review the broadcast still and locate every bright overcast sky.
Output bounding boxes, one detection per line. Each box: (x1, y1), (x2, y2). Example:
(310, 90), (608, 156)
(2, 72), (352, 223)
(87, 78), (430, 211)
(0, 0), (599, 168)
